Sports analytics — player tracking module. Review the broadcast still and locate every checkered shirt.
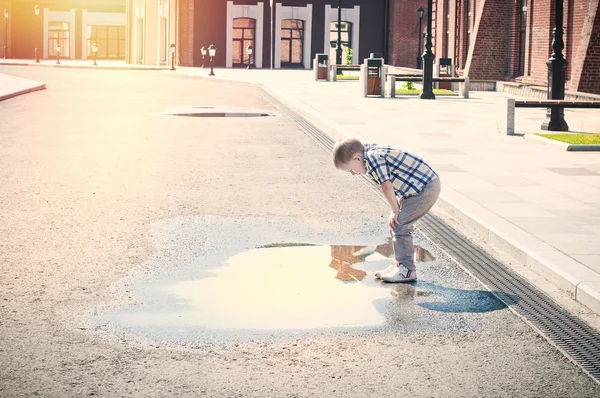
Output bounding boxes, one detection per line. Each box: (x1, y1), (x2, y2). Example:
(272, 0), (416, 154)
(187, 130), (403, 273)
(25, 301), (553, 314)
(363, 143), (437, 198)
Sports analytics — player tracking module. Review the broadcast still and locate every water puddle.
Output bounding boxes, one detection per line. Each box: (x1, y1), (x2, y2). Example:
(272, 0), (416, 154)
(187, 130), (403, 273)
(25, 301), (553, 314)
(94, 217), (513, 343)
(117, 242), (435, 331)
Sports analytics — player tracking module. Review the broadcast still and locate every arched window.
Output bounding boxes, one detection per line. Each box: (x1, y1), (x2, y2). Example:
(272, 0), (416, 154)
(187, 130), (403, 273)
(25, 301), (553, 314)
(518, 0), (527, 76)
(232, 18), (255, 67)
(329, 21), (352, 64)
(281, 19), (304, 68)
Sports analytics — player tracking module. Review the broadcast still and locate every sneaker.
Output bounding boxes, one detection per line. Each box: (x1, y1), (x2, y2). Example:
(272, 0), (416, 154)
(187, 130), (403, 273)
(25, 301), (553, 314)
(381, 264), (417, 283)
(374, 263), (398, 279)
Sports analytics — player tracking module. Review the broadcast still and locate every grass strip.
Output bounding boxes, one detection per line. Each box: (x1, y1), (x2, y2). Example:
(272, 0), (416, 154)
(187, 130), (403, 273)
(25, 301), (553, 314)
(395, 89), (456, 95)
(536, 133), (600, 144)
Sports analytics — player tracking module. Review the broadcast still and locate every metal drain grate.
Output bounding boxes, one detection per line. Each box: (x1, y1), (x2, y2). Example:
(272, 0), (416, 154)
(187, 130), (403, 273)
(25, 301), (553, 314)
(260, 88), (600, 383)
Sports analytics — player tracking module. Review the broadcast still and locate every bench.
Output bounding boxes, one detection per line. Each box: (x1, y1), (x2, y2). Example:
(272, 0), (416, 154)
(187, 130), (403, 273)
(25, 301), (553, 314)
(331, 64), (361, 81)
(498, 99), (600, 135)
(387, 75), (470, 98)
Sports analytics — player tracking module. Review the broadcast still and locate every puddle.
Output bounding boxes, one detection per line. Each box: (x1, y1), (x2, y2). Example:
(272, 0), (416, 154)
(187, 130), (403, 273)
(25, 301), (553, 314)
(92, 217), (514, 343)
(108, 242), (437, 331)
(159, 106), (275, 117)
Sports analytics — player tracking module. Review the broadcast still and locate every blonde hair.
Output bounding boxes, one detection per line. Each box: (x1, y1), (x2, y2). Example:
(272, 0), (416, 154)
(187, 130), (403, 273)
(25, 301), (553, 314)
(332, 138), (364, 168)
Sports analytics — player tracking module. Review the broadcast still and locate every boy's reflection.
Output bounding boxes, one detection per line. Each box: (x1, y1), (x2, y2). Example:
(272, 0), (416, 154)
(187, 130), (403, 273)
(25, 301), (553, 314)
(329, 241), (435, 282)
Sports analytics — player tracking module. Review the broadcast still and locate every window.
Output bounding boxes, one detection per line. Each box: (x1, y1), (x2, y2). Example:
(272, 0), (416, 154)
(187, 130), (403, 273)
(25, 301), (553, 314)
(232, 18), (255, 66)
(48, 22), (69, 57)
(329, 21), (352, 64)
(518, 0), (527, 76)
(466, 0), (472, 60)
(87, 25), (126, 59)
(281, 19), (304, 68)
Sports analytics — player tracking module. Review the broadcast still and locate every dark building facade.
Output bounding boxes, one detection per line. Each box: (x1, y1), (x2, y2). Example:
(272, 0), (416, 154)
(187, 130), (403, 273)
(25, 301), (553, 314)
(177, 0), (387, 69)
(387, 0), (600, 95)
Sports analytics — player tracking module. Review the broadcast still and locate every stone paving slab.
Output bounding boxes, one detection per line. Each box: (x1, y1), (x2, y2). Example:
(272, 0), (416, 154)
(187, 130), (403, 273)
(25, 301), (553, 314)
(166, 67), (600, 316)
(0, 72), (45, 101)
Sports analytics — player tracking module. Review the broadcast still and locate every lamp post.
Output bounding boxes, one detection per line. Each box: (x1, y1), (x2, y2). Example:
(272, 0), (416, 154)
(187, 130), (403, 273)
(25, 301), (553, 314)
(542, 0), (568, 131)
(208, 44), (216, 76)
(170, 43), (176, 71)
(34, 5), (40, 62)
(246, 44), (253, 69)
(3, 9), (8, 60)
(336, 0), (342, 65)
(56, 43), (60, 64)
(416, 7), (424, 69)
(420, 0), (435, 100)
(91, 43), (98, 66)
(200, 46), (206, 68)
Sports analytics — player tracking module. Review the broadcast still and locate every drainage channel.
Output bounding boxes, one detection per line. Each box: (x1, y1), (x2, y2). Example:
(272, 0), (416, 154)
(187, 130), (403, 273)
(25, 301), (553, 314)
(259, 88), (600, 382)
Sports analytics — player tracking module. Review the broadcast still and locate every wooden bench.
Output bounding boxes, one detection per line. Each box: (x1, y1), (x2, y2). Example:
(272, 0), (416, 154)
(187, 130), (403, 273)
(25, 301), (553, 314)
(498, 99), (600, 135)
(387, 75), (470, 98)
(331, 64), (361, 81)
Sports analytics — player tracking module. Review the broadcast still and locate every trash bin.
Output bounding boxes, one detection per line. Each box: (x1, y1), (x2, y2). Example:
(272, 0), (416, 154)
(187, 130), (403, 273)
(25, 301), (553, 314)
(438, 57), (453, 90)
(314, 53), (330, 81)
(363, 57), (384, 97)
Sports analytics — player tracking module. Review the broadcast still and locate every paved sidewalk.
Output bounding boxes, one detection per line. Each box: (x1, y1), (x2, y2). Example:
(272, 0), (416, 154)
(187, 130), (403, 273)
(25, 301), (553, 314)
(170, 67), (600, 315)
(1, 64), (599, 316)
(0, 72), (45, 101)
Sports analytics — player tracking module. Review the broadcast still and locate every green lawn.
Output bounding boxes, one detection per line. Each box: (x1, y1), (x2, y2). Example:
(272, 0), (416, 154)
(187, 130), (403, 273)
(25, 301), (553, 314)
(395, 89), (456, 96)
(335, 74), (359, 80)
(536, 133), (600, 145)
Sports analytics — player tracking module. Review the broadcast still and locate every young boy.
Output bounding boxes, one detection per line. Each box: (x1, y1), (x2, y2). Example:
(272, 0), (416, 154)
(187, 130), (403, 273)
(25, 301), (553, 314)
(333, 138), (441, 283)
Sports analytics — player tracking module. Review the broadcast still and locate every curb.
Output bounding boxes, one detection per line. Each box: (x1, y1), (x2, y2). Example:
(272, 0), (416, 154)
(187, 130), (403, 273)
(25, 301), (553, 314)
(524, 134), (600, 151)
(435, 187), (600, 315)
(0, 61), (168, 71)
(0, 82), (45, 101)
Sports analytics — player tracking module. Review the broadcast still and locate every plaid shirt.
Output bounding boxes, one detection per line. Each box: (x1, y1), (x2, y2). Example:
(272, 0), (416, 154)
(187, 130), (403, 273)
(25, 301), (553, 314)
(364, 143), (437, 198)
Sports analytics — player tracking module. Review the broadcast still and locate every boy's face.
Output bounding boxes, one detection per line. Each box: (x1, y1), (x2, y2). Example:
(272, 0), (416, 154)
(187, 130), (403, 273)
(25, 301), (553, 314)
(338, 153), (367, 175)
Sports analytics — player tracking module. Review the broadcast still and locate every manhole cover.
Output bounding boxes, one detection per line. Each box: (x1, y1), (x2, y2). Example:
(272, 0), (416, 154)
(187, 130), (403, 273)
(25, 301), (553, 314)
(160, 106), (275, 118)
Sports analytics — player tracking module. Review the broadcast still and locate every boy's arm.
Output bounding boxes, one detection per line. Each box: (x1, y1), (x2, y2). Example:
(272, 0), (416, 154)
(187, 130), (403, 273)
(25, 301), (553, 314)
(381, 181), (401, 228)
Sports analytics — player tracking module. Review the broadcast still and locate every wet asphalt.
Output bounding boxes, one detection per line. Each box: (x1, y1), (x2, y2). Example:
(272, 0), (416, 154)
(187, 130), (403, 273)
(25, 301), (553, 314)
(1, 66), (599, 397)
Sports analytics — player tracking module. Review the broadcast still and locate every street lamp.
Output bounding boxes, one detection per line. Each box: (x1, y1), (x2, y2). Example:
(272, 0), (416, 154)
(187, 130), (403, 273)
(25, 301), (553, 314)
(91, 43), (98, 66)
(208, 44), (216, 76)
(246, 44), (253, 69)
(34, 5), (40, 62)
(3, 9), (8, 60)
(542, 0), (568, 131)
(420, 0), (435, 100)
(56, 43), (60, 64)
(336, 0), (342, 65)
(200, 46), (206, 68)
(170, 43), (176, 71)
(416, 7), (424, 69)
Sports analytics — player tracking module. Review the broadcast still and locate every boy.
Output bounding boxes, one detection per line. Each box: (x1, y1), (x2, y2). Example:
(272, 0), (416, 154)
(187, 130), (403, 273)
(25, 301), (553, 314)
(333, 138), (441, 283)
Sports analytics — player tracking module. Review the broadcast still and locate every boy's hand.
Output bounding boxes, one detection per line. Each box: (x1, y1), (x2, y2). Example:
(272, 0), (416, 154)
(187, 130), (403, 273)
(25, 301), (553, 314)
(389, 211), (400, 229)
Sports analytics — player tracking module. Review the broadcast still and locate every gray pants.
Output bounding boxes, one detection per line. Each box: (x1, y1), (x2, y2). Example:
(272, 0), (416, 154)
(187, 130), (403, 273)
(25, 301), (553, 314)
(392, 177), (441, 271)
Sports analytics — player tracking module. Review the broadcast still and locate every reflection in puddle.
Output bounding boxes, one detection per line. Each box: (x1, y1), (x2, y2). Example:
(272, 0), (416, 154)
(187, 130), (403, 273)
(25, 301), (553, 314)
(328, 241), (434, 282)
(152, 243), (436, 330)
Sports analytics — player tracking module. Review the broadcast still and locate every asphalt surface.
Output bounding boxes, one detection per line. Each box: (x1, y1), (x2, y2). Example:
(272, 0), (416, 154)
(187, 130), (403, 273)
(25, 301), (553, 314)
(1, 66), (599, 397)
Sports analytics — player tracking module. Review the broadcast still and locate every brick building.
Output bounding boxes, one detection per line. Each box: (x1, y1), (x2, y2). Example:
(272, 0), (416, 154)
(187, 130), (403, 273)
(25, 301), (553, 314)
(387, 0), (600, 95)
(175, 0), (387, 69)
(1, 0), (125, 61)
